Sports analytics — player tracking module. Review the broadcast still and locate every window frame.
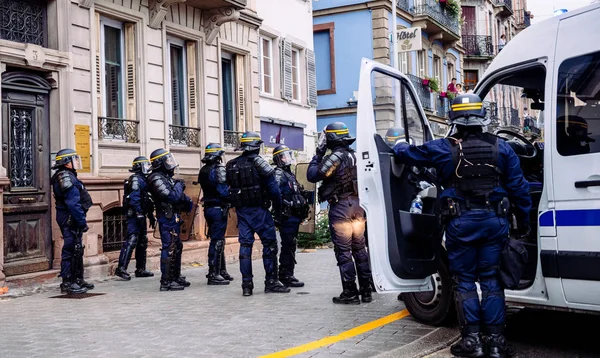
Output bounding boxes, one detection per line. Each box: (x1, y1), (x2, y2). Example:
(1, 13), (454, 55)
(100, 16), (126, 119)
(166, 36), (189, 127)
(398, 52), (409, 75)
(417, 50), (426, 78)
(313, 22), (336, 95)
(260, 36), (274, 95)
(291, 47), (301, 102)
(221, 51), (237, 132)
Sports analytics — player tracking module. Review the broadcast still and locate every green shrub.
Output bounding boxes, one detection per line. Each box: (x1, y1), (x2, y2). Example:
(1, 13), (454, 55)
(297, 211), (331, 249)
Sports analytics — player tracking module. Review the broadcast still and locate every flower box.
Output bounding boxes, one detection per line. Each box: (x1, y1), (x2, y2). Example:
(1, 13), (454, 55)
(439, 0), (447, 4)
(440, 91), (448, 98)
(422, 79), (430, 85)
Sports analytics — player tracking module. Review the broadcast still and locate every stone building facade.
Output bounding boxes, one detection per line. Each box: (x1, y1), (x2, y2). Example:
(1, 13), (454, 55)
(0, 0), (265, 287)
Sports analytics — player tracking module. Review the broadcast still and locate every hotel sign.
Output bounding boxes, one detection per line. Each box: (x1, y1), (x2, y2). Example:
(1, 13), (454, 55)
(396, 27), (422, 53)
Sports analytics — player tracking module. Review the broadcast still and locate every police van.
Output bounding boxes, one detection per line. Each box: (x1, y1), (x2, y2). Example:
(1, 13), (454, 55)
(356, 3), (600, 325)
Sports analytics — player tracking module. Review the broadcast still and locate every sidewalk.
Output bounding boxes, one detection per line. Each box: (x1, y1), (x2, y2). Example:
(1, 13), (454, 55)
(0, 249), (457, 358)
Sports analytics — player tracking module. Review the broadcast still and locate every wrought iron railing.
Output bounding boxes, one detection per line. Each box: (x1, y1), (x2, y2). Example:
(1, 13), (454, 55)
(516, 10), (531, 28)
(463, 35), (494, 58)
(103, 208), (127, 252)
(436, 97), (450, 118)
(224, 130), (243, 148)
(0, 0), (47, 47)
(495, 0), (513, 12)
(98, 117), (139, 143)
(410, 0), (460, 36)
(498, 107), (520, 127)
(397, 0), (410, 12)
(483, 101), (499, 124)
(406, 74), (433, 111)
(169, 124), (201, 147)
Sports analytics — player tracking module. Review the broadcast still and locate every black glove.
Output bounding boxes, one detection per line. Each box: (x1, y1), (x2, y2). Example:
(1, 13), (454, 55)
(148, 214), (156, 230)
(316, 145), (327, 158)
(517, 222), (531, 239)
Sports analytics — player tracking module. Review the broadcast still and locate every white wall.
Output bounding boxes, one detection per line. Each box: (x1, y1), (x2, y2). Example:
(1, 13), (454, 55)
(256, 0), (317, 158)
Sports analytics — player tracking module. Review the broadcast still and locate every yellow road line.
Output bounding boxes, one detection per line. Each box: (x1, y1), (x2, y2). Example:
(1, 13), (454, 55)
(259, 309), (410, 358)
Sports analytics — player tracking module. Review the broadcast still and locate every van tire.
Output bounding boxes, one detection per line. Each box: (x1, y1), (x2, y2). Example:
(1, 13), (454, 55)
(400, 258), (455, 326)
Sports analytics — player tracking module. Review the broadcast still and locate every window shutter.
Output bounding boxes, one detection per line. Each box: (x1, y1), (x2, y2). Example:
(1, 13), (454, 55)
(306, 49), (318, 107)
(95, 13), (102, 117)
(235, 55), (246, 132)
(281, 38), (293, 101)
(124, 23), (136, 120)
(186, 41), (197, 128)
(257, 35), (262, 92)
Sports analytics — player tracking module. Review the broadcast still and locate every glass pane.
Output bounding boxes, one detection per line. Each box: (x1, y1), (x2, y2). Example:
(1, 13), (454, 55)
(556, 51), (600, 156)
(9, 107), (35, 188)
(104, 26), (122, 64)
(104, 25), (122, 118)
(170, 44), (186, 127)
(221, 58), (236, 131)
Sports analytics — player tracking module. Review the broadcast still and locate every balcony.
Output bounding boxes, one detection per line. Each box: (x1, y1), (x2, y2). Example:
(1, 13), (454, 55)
(224, 130), (243, 149)
(185, 0), (246, 10)
(494, 0), (513, 17)
(98, 117), (139, 143)
(408, 0), (461, 44)
(407, 74), (433, 111)
(516, 10), (532, 30)
(463, 35), (495, 60)
(169, 125), (201, 148)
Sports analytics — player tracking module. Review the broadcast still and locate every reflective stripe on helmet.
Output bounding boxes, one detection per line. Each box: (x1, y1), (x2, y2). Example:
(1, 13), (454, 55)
(150, 151), (170, 161)
(55, 152), (78, 160)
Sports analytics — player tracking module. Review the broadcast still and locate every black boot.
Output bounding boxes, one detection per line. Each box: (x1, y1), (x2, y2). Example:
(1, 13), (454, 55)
(450, 326), (485, 358)
(73, 245), (94, 290)
(134, 269), (154, 278)
(115, 267), (131, 280)
(242, 281), (254, 296)
(280, 275), (305, 288)
(486, 326), (510, 358)
(220, 250), (233, 281)
(61, 278), (88, 294)
(359, 278), (373, 303)
(207, 266), (229, 285)
(264, 279), (291, 293)
(332, 281), (361, 305)
(172, 242), (189, 287)
(76, 278), (95, 290)
(160, 279), (185, 291)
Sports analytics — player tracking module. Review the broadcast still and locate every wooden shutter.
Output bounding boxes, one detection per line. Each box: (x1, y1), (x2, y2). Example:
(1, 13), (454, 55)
(281, 38), (293, 101)
(306, 49), (317, 107)
(95, 13), (102, 117)
(462, 6), (476, 36)
(186, 41), (197, 128)
(257, 34), (262, 91)
(235, 55), (246, 132)
(124, 23), (136, 121)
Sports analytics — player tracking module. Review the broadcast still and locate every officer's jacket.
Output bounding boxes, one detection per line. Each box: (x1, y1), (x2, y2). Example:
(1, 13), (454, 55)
(147, 170), (192, 214)
(307, 146), (358, 202)
(393, 135), (532, 224)
(52, 169), (91, 228)
(123, 173), (152, 216)
(199, 163), (229, 205)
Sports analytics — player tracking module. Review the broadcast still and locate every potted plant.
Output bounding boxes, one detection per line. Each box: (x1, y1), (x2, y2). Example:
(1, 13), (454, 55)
(422, 78), (430, 86)
(426, 77), (440, 93)
(445, 0), (461, 19)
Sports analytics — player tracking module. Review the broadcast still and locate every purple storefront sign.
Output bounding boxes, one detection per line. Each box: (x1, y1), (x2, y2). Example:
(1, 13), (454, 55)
(260, 121), (304, 150)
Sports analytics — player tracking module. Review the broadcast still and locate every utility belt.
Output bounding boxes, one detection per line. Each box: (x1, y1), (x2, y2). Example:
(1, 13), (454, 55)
(157, 202), (180, 220)
(442, 197), (509, 221)
(327, 194), (356, 206)
(282, 199), (309, 218)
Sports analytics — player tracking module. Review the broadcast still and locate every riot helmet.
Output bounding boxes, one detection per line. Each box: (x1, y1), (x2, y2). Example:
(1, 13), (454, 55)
(238, 131), (263, 153)
(53, 148), (82, 170)
(384, 127), (406, 147)
(273, 144), (295, 168)
(150, 148), (179, 172)
(130, 156), (151, 174)
(202, 143), (225, 164)
(448, 94), (489, 127)
(557, 115), (595, 155)
(323, 122), (355, 149)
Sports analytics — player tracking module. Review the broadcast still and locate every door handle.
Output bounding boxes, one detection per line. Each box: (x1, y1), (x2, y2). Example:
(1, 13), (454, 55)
(574, 180), (600, 188)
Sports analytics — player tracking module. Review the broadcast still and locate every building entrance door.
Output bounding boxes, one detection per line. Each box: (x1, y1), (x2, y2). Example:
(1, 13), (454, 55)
(1, 72), (52, 276)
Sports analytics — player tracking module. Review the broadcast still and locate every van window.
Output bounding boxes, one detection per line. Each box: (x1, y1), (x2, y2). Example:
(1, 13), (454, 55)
(556, 50), (600, 156)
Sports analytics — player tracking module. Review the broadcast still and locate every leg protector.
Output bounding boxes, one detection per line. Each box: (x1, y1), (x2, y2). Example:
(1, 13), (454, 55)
(220, 250), (233, 281)
(239, 243), (254, 281)
(135, 233), (148, 271)
(262, 240), (279, 281)
(118, 233), (138, 271)
(71, 243), (84, 281)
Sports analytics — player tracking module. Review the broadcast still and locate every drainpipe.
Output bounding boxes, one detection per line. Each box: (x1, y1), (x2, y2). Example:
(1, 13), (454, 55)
(391, 1), (402, 128)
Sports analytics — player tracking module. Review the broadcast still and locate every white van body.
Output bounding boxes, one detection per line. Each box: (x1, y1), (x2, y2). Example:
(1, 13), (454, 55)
(356, 3), (600, 325)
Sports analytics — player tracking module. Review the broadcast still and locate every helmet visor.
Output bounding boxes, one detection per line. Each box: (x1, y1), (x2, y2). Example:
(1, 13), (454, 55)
(71, 155), (83, 170)
(163, 153), (179, 170)
(277, 151), (295, 166)
(140, 161), (151, 174)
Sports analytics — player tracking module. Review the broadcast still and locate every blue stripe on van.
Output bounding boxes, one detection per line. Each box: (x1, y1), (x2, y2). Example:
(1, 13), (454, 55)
(539, 209), (600, 227)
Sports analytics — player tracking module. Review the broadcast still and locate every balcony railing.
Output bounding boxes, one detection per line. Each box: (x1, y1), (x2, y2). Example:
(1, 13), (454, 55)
(397, 0), (410, 12)
(483, 101), (499, 124)
(410, 0), (460, 37)
(224, 130), (243, 148)
(0, 0), (47, 47)
(463, 35), (495, 58)
(169, 124), (201, 147)
(498, 107), (520, 127)
(98, 117), (139, 143)
(516, 10), (531, 28)
(494, 0), (513, 14)
(406, 74), (433, 111)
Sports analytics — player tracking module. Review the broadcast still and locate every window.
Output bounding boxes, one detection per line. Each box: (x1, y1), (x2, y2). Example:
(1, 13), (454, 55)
(417, 50), (426, 78)
(448, 63), (455, 84)
(0, 0), (47, 47)
(398, 52), (409, 74)
(168, 38), (187, 127)
(433, 56), (442, 85)
(291, 49), (301, 101)
(313, 22), (336, 95)
(222, 52), (236, 132)
(464, 70), (478, 89)
(101, 17), (125, 119)
(260, 36), (273, 94)
(556, 50), (600, 156)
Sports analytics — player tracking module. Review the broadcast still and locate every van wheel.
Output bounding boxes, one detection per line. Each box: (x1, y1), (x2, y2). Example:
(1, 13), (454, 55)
(400, 259), (455, 326)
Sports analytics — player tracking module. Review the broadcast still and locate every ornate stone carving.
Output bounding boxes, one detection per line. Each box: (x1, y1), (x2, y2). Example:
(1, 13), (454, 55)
(149, 0), (186, 29)
(203, 7), (241, 45)
(79, 0), (94, 8)
(24, 44), (46, 68)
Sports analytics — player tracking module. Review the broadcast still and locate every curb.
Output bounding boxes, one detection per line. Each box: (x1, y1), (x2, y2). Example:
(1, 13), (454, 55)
(373, 326), (460, 358)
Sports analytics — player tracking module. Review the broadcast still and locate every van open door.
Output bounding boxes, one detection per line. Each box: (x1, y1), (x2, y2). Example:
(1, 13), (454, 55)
(356, 58), (444, 293)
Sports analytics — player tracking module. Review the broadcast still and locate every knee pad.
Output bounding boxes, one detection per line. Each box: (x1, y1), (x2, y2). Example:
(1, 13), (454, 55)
(215, 240), (225, 253)
(454, 290), (479, 326)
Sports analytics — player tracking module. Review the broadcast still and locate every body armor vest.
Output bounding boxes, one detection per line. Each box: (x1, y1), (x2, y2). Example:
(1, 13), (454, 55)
(123, 174), (153, 216)
(449, 133), (502, 200)
(278, 168), (309, 218)
(318, 149), (358, 203)
(148, 171), (178, 218)
(52, 169), (93, 212)
(199, 164), (220, 204)
(226, 155), (265, 208)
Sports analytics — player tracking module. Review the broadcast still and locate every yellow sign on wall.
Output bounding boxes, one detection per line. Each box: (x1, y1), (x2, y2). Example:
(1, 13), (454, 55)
(75, 125), (91, 173)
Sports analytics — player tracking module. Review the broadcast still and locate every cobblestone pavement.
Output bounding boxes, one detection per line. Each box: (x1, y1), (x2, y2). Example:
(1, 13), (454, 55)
(0, 249), (453, 358)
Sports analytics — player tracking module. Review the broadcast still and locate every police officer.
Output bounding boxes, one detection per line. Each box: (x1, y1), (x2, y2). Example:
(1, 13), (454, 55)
(198, 143), (232, 285)
(115, 157), (156, 280)
(307, 122), (373, 305)
(272, 144), (308, 288)
(226, 132), (289, 296)
(392, 94), (531, 358)
(385, 127), (406, 147)
(147, 149), (193, 291)
(51, 149), (95, 294)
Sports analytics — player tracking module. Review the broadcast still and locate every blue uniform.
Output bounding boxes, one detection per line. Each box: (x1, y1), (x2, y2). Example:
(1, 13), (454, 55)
(307, 148), (372, 288)
(199, 163), (230, 270)
(52, 169), (91, 280)
(393, 136), (531, 329)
